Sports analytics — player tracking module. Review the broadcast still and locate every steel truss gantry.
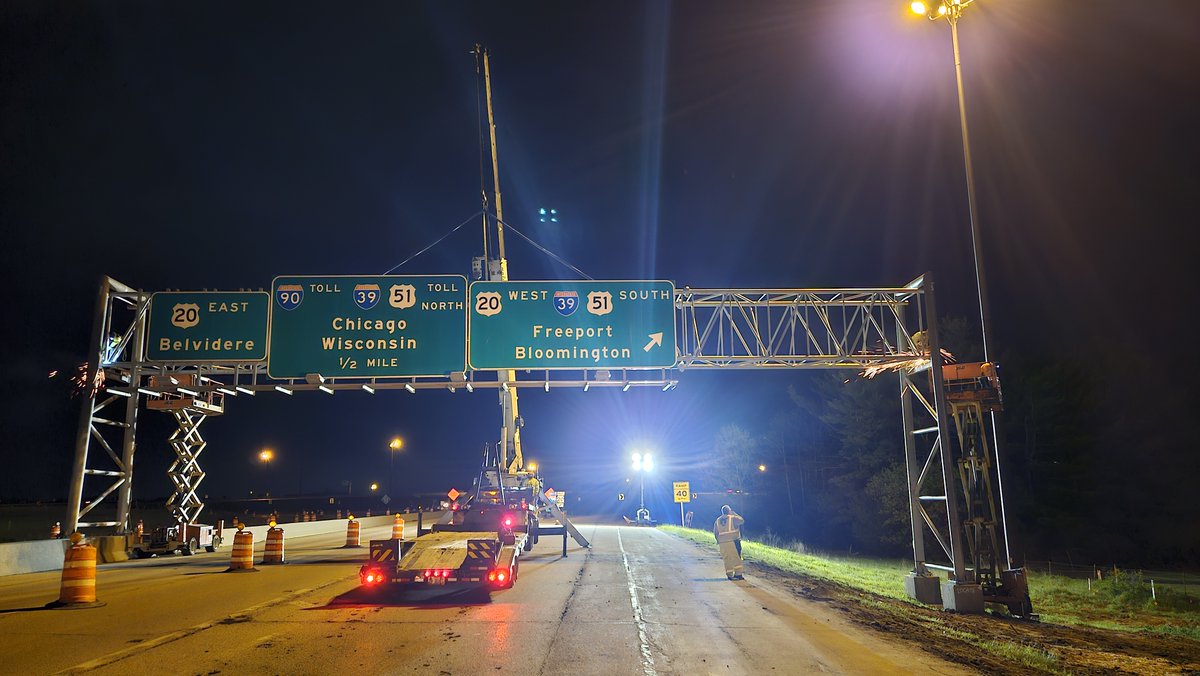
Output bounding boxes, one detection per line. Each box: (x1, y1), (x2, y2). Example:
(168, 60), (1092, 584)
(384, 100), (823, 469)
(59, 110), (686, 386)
(66, 273), (1022, 612)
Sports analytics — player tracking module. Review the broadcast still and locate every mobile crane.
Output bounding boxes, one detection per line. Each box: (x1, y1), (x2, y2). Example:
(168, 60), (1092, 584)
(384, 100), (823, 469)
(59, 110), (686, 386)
(355, 45), (589, 594)
(358, 445), (543, 590)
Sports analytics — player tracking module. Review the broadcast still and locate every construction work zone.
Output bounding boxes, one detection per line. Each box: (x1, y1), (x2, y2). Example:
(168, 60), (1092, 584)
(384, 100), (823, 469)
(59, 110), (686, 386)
(58, 46), (1028, 617)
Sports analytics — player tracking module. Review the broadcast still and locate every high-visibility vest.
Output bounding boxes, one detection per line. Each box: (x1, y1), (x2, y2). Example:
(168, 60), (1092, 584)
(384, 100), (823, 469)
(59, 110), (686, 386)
(714, 514), (742, 543)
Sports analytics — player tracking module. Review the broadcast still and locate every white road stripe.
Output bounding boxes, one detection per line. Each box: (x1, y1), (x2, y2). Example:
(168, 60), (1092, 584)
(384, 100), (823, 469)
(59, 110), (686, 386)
(617, 528), (656, 676)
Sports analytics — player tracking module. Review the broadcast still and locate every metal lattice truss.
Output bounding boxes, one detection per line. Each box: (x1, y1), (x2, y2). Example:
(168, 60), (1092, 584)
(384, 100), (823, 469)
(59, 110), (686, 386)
(66, 273), (1005, 596)
(66, 278), (146, 532)
(675, 285), (928, 370)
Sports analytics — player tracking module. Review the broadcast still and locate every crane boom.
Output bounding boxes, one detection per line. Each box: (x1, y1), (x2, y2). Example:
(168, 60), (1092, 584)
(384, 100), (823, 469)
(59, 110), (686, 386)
(477, 44), (522, 473)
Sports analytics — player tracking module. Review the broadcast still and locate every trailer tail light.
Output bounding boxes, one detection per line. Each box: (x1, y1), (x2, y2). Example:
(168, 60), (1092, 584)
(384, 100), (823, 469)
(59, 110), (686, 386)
(360, 566), (385, 586)
(502, 514), (515, 528)
(487, 568), (509, 586)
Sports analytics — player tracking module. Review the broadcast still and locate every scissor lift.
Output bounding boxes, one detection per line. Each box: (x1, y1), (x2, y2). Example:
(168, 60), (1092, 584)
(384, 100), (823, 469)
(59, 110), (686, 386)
(146, 374), (224, 526)
(941, 362), (1032, 617)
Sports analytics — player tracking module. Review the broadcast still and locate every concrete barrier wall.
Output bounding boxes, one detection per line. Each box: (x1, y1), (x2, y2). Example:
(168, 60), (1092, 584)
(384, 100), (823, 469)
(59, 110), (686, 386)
(96, 536), (130, 564)
(239, 511), (446, 543)
(0, 511), (448, 577)
(0, 539), (71, 576)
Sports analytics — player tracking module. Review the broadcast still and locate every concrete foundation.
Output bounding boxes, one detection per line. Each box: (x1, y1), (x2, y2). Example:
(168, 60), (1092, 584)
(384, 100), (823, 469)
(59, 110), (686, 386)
(904, 573), (942, 605)
(940, 581), (984, 613)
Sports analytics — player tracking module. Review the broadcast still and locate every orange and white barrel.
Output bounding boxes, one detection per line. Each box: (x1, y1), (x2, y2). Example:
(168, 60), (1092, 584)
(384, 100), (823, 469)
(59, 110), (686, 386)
(53, 533), (102, 608)
(226, 526), (256, 572)
(50, 522), (61, 539)
(392, 514), (405, 540)
(344, 516), (361, 548)
(135, 519), (144, 542)
(261, 525), (285, 565)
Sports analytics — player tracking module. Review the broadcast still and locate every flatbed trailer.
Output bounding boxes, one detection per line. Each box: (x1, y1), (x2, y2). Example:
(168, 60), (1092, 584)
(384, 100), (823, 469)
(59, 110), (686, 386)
(358, 445), (587, 592)
(360, 526), (526, 589)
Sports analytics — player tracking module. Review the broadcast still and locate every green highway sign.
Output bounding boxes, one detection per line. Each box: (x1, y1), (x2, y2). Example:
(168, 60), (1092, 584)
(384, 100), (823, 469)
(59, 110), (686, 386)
(268, 275), (467, 378)
(468, 280), (676, 370)
(147, 291), (269, 362)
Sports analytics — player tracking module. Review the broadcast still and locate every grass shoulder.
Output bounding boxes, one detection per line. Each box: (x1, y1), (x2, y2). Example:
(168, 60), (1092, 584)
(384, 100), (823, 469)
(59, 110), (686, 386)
(661, 525), (1200, 675)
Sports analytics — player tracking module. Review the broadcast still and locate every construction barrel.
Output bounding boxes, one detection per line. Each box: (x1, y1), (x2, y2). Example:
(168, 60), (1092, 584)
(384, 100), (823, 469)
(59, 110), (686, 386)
(49, 532), (103, 609)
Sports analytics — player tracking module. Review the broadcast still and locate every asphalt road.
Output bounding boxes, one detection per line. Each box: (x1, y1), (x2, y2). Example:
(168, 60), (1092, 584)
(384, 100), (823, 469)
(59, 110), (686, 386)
(0, 521), (969, 675)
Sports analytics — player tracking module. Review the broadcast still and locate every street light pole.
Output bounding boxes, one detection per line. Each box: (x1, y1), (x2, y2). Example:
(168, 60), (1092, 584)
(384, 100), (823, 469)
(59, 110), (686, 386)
(947, 7), (994, 364)
(639, 473), (645, 513)
(913, 0), (1011, 567)
(631, 451), (653, 524)
(389, 437), (403, 497)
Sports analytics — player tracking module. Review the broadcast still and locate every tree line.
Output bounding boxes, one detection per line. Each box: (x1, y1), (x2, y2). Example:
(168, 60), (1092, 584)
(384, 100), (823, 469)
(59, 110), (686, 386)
(700, 317), (1198, 567)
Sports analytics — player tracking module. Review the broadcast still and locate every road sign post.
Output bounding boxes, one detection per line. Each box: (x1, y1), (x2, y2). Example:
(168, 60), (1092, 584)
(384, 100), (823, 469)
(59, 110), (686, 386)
(268, 275), (467, 378)
(673, 481), (691, 527)
(469, 280), (676, 370)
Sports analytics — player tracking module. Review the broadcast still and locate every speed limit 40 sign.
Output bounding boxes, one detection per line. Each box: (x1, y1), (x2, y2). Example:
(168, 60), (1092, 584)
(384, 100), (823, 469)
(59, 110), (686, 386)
(673, 481), (691, 503)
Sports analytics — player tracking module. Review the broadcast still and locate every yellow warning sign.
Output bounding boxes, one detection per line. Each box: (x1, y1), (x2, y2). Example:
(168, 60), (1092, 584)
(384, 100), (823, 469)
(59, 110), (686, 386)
(447, 488), (461, 501)
(673, 481), (691, 503)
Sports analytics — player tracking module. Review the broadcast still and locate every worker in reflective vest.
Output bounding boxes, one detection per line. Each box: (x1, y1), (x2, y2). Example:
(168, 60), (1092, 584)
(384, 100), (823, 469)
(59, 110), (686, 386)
(713, 505), (745, 580)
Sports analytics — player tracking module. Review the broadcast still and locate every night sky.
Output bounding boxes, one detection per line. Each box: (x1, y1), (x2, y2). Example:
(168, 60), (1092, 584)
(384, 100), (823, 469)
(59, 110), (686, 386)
(3, 2), (1198, 546)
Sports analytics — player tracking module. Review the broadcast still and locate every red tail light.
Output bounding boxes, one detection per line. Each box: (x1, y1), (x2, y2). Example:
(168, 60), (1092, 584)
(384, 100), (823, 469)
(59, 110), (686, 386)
(502, 514), (514, 528)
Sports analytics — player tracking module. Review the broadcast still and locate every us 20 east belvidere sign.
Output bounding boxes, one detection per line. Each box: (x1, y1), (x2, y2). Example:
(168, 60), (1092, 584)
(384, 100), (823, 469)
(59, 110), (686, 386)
(268, 275), (467, 378)
(147, 291), (269, 362)
(468, 281), (676, 370)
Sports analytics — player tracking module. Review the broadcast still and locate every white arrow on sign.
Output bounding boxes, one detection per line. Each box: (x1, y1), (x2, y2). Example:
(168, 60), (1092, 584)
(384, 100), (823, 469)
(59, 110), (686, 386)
(643, 332), (663, 352)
